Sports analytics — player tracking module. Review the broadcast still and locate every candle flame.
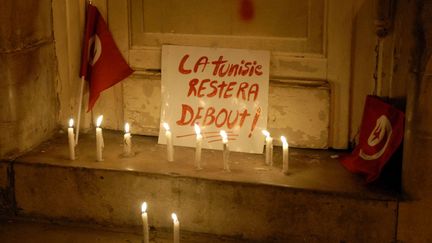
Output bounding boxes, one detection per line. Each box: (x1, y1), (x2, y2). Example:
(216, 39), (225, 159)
(220, 130), (228, 143)
(194, 123), (201, 136)
(171, 213), (178, 223)
(262, 130), (270, 138)
(96, 115), (103, 127)
(141, 202), (147, 213)
(69, 118), (74, 128)
(162, 122), (170, 131)
(281, 136), (288, 145)
(125, 123), (130, 133)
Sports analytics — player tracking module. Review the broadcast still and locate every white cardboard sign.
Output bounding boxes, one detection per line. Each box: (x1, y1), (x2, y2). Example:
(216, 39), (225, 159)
(158, 45), (269, 153)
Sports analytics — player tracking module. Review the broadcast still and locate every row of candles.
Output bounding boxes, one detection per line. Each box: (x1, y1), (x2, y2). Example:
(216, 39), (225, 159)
(141, 202), (179, 243)
(68, 115), (290, 174)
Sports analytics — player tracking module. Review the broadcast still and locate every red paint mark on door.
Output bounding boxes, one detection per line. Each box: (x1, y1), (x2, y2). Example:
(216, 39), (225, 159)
(239, 0), (254, 21)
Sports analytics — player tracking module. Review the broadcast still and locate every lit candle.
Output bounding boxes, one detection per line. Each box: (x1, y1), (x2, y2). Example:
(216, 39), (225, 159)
(163, 123), (174, 161)
(68, 118), (75, 160)
(141, 202), (149, 243)
(262, 130), (273, 166)
(281, 136), (289, 174)
(123, 123), (132, 156)
(220, 130), (230, 172)
(194, 124), (202, 170)
(171, 213), (180, 243)
(95, 115), (104, 161)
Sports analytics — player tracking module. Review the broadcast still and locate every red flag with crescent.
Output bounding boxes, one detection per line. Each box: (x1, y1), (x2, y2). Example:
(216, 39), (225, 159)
(340, 96), (405, 183)
(80, 4), (133, 111)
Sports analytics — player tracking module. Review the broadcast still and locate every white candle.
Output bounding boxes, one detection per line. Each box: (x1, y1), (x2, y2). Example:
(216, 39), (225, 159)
(270, 137), (274, 166)
(68, 118), (75, 160)
(163, 123), (174, 162)
(123, 123), (132, 156)
(262, 130), (273, 166)
(194, 124), (202, 170)
(141, 202), (149, 243)
(220, 130), (230, 172)
(171, 213), (180, 243)
(281, 136), (289, 174)
(95, 115), (104, 161)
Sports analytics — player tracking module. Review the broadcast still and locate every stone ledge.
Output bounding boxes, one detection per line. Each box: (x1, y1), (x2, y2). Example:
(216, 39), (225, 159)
(14, 130), (398, 201)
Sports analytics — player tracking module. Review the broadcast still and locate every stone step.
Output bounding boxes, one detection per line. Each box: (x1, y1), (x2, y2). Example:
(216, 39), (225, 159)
(0, 130), (399, 242)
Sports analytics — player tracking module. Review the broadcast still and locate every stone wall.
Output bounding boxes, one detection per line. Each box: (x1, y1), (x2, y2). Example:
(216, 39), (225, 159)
(0, 0), (58, 159)
(398, 1), (432, 242)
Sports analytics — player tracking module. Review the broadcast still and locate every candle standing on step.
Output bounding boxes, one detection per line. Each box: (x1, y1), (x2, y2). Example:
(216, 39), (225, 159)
(123, 123), (132, 156)
(281, 136), (289, 174)
(172, 213), (180, 243)
(220, 130), (230, 172)
(194, 124), (202, 170)
(68, 118), (75, 160)
(95, 115), (104, 161)
(141, 202), (149, 243)
(262, 130), (273, 166)
(163, 123), (174, 161)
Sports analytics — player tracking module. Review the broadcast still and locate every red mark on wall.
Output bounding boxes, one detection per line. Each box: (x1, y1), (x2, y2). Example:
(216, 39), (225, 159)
(239, 0), (254, 21)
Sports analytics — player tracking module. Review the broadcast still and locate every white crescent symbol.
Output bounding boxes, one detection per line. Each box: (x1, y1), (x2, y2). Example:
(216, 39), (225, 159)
(359, 115), (392, 160)
(88, 34), (102, 66)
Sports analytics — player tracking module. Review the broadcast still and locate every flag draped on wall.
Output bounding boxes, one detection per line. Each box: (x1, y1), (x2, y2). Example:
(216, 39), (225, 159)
(80, 4), (133, 111)
(340, 95), (405, 183)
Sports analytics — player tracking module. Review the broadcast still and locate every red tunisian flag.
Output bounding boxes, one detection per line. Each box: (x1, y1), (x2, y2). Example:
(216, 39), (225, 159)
(340, 96), (405, 183)
(80, 4), (133, 111)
